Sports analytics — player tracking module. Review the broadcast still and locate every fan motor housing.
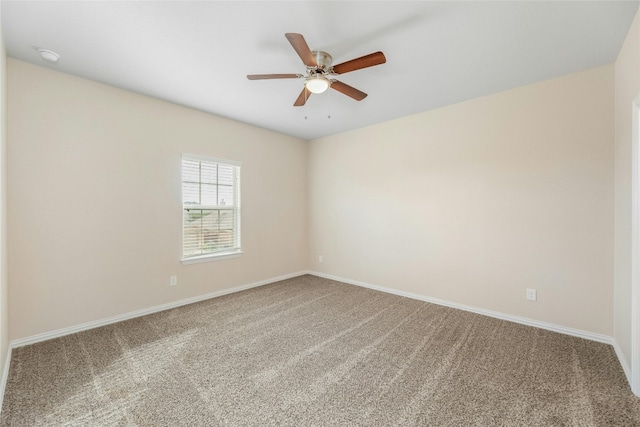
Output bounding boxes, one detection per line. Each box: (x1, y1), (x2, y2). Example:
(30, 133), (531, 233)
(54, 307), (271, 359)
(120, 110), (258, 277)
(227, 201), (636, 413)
(312, 51), (332, 71)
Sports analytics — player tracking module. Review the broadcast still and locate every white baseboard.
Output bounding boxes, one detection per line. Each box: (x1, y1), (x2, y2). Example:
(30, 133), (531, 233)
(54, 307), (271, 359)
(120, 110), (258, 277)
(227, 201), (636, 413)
(0, 346), (11, 412)
(310, 271), (640, 393)
(5, 270), (634, 400)
(10, 271), (309, 349)
(612, 339), (632, 388)
(308, 271), (616, 346)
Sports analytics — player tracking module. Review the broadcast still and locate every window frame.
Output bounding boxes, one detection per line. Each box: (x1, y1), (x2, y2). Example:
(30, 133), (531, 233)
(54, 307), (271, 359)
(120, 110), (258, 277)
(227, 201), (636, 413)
(181, 153), (242, 265)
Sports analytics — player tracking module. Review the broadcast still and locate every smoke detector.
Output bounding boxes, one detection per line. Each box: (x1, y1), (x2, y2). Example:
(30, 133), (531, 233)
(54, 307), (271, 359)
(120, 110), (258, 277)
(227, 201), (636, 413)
(37, 48), (60, 63)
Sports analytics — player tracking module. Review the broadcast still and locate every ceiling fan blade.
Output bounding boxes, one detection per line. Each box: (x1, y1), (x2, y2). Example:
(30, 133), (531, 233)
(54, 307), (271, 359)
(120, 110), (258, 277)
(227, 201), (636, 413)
(332, 51), (386, 75)
(247, 74), (301, 80)
(330, 80), (368, 101)
(285, 33), (317, 67)
(294, 87), (312, 106)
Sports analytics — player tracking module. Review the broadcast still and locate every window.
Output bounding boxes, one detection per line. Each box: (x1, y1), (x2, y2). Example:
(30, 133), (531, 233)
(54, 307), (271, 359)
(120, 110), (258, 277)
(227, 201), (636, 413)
(182, 154), (241, 263)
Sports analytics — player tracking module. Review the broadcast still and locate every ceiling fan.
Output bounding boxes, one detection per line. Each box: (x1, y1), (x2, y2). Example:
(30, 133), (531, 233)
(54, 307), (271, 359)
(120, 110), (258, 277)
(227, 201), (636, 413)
(247, 33), (386, 106)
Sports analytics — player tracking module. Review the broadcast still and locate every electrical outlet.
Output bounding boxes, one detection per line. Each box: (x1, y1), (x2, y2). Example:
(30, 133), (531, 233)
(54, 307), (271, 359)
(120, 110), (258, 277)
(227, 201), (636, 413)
(319, 255), (323, 263)
(170, 276), (178, 286)
(526, 288), (536, 301)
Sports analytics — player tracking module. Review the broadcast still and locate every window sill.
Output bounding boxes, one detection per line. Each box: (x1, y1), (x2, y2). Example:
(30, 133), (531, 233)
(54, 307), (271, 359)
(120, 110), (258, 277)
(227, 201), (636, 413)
(181, 250), (244, 265)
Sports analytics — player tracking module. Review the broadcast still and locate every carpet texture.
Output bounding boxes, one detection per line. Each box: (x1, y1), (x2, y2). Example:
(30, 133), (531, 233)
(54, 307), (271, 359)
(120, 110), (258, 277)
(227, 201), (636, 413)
(1, 275), (639, 426)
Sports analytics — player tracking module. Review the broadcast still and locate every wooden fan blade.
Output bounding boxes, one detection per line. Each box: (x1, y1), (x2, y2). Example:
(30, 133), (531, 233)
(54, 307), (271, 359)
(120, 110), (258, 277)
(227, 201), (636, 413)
(247, 74), (300, 80)
(285, 33), (317, 67)
(332, 51), (386, 75)
(294, 87), (312, 106)
(330, 80), (368, 101)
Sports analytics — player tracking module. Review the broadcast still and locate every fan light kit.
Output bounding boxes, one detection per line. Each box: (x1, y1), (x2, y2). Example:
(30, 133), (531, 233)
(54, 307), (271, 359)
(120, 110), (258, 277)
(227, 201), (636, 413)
(247, 33), (386, 106)
(305, 77), (330, 94)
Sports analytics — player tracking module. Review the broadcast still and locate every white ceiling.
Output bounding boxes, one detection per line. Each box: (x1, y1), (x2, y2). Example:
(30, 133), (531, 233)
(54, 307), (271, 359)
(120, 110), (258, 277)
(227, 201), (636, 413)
(2, 1), (638, 140)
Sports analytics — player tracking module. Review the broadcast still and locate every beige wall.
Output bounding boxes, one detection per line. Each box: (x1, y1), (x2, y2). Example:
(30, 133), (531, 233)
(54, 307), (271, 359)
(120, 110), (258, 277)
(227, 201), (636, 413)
(7, 59), (308, 340)
(614, 9), (640, 375)
(309, 65), (615, 335)
(4, 43), (625, 344)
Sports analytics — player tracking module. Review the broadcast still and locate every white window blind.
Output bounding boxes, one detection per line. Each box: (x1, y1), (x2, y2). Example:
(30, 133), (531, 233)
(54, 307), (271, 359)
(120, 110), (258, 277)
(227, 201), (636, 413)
(182, 154), (241, 261)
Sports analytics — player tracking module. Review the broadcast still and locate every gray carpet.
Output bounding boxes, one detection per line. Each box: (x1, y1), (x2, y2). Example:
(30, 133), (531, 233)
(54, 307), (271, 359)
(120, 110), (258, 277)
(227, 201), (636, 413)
(1, 274), (639, 426)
